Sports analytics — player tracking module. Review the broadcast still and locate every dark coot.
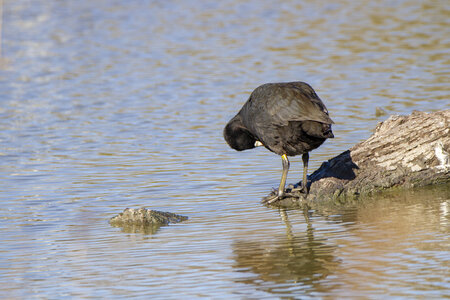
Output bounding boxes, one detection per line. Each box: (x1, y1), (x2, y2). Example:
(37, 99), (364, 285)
(223, 81), (334, 203)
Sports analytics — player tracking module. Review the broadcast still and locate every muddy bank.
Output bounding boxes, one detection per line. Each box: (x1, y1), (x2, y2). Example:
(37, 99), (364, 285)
(269, 110), (450, 207)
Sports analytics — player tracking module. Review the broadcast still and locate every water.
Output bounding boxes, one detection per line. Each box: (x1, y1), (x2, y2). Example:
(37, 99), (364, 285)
(0, 0), (449, 298)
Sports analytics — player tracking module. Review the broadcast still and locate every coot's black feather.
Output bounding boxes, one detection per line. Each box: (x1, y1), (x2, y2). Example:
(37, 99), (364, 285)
(223, 81), (334, 203)
(224, 81), (333, 156)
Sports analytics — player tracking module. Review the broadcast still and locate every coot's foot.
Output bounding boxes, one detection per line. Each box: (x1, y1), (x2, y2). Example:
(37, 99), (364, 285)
(291, 186), (308, 194)
(261, 189), (301, 204)
(261, 193), (281, 204)
(290, 182), (309, 194)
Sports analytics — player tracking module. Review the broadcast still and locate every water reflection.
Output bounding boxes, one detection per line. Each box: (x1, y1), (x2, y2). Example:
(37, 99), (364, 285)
(110, 223), (163, 235)
(233, 185), (450, 297)
(440, 200), (449, 228)
(233, 208), (339, 294)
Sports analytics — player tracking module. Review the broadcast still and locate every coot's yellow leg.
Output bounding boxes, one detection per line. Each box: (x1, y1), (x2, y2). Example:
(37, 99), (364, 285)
(301, 152), (309, 193)
(278, 154), (290, 198)
(263, 154), (290, 204)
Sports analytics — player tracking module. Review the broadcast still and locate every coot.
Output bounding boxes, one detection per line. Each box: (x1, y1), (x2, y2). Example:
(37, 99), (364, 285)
(223, 82), (334, 203)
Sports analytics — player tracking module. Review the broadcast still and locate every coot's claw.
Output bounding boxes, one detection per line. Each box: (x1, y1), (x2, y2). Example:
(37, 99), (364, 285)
(291, 186), (308, 194)
(261, 190), (302, 205)
(261, 193), (282, 204)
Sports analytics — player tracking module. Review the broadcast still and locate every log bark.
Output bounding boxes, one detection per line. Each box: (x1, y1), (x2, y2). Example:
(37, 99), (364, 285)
(271, 110), (450, 207)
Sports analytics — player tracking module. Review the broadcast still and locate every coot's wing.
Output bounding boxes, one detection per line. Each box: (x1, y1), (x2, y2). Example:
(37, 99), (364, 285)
(253, 82), (334, 126)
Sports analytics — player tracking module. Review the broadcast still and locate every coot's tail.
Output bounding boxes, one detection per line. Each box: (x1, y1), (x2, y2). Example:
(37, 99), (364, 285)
(322, 123), (334, 138)
(301, 121), (334, 139)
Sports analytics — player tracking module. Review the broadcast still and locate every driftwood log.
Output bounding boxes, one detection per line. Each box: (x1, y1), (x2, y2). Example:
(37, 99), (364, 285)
(271, 110), (450, 207)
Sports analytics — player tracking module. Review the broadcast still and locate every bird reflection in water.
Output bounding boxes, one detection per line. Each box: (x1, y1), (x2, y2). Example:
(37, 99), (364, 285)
(232, 207), (340, 294)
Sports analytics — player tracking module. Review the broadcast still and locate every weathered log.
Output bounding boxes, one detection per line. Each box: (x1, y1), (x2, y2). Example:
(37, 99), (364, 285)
(109, 208), (188, 234)
(270, 110), (450, 207)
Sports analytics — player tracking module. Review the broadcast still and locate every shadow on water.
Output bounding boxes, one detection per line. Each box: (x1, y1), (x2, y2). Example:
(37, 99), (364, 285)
(232, 207), (340, 294)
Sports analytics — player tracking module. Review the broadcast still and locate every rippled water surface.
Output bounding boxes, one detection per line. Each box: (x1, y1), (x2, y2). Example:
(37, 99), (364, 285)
(1, 0), (449, 298)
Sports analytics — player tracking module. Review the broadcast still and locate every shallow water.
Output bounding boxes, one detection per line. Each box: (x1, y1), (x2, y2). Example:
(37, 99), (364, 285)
(1, 0), (449, 298)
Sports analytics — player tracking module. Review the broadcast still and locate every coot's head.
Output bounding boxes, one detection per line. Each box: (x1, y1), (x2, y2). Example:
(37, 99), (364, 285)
(223, 115), (257, 151)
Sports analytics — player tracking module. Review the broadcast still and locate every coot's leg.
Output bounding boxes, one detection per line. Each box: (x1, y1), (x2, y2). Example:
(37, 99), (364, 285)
(301, 152), (309, 193)
(263, 154), (289, 204)
(278, 154), (290, 197)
